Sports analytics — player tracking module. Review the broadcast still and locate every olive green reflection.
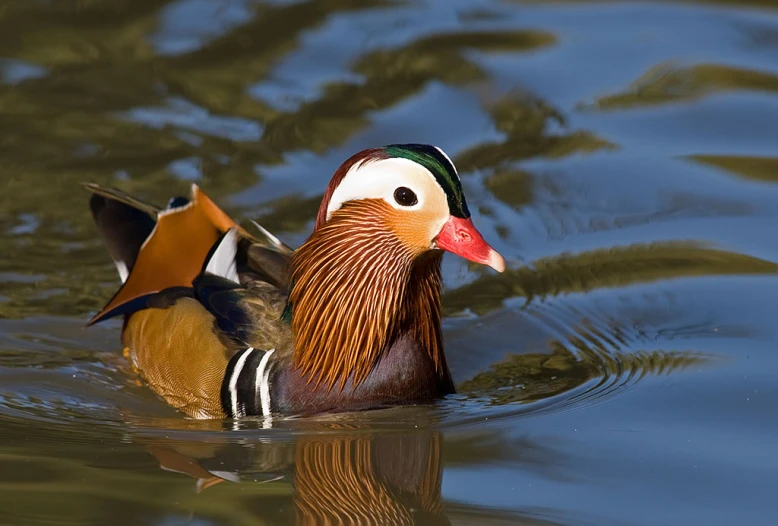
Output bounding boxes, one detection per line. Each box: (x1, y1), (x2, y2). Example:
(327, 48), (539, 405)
(457, 95), (614, 175)
(460, 342), (705, 406)
(485, 168), (534, 209)
(687, 155), (778, 184)
(591, 64), (778, 111)
(444, 241), (778, 316)
(510, 0), (778, 12)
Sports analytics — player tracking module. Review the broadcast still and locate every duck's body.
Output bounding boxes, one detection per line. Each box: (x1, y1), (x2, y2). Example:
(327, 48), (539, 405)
(88, 145), (504, 419)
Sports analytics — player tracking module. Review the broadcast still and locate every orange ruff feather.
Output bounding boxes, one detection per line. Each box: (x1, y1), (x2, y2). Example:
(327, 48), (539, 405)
(290, 199), (444, 389)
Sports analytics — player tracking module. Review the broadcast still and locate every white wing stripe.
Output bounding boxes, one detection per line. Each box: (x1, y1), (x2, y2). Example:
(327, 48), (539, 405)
(228, 348), (253, 418)
(256, 348), (276, 417)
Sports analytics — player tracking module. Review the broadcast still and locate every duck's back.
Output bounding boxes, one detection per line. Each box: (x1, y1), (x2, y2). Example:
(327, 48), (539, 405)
(87, 184), (293, 418)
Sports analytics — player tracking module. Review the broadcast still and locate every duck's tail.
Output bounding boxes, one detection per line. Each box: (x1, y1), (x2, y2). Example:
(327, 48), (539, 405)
(84, 183), (238, 326)
(86, 183), (160, 283)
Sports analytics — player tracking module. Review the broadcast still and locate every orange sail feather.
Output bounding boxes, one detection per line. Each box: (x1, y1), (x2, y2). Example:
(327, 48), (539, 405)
(87, 185), (238, 326)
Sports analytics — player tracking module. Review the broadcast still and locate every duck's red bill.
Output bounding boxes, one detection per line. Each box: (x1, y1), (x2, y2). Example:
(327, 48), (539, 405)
(435, 216), (505, 272)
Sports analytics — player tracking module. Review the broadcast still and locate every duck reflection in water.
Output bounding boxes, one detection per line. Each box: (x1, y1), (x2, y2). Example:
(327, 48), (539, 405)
(144, 425), (450, 525)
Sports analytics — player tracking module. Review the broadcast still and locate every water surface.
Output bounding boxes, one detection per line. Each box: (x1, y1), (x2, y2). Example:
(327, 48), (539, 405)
(1, 1), (778, 524)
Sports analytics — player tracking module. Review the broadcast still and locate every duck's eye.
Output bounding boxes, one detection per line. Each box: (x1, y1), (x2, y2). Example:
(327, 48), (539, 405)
(393, 187), (418, 207)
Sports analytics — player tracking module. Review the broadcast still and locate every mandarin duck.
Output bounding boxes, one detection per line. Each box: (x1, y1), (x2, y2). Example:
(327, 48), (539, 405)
(86, 144), (505, 419)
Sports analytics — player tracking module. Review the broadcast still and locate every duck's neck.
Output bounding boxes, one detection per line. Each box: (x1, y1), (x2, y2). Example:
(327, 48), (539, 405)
(288, 201), (446, 389)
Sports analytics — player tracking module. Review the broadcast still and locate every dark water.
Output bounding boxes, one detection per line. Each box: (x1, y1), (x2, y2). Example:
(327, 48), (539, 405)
(2, 0), (778, 524)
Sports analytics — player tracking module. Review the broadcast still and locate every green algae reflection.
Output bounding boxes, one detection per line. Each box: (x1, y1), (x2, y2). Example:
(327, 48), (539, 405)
(687, 155), (778, 184)
(589, 63), (778, 111)
(444, 241), (778, 316)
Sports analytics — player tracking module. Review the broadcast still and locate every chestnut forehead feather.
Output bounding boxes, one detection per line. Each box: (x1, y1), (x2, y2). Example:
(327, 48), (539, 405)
(315, 145), (469, 230)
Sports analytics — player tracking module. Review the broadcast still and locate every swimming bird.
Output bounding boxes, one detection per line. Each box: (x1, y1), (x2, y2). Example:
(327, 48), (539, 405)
(86, 144), (505, 419)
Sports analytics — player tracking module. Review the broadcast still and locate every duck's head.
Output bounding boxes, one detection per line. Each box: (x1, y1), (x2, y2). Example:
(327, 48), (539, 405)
(314, 144), (505, 272)
(290, 144), (504, 389)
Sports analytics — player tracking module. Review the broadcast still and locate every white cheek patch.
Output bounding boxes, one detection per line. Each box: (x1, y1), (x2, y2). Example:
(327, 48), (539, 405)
(326, 157), (436, 220)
